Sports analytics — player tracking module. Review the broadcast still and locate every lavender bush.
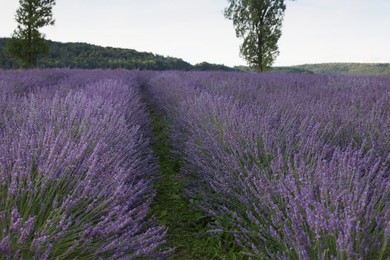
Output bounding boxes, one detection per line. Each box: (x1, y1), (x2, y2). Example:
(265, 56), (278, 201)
(0, 70), (168, 259)
(147, 71), (390, 258)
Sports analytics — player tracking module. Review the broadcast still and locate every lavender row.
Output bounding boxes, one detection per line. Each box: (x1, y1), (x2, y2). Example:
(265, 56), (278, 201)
(170, 72), (390, 156)
(147, 71), (390, 259)
(0, 70), (168, 259)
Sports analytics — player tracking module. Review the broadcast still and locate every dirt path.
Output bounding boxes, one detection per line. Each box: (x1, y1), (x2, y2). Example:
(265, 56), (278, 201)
(143, 87), (242, 259)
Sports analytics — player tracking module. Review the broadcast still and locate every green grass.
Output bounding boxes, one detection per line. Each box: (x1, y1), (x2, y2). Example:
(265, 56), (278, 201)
(146, 98), (244, 259)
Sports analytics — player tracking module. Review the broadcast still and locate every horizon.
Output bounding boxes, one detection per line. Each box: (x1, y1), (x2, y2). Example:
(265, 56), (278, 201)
(1, 0), (389, 67)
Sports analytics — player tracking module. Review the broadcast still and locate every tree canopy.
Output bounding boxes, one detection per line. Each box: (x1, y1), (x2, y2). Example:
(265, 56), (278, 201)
(7, 0), (56, 68)
(225, 0), (290, 72)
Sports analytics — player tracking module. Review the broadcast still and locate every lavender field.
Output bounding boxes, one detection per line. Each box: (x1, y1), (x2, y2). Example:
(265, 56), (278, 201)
(0, 70), (168, 259)
(0, 69), (389, 259)
(147, 71), (390, 259)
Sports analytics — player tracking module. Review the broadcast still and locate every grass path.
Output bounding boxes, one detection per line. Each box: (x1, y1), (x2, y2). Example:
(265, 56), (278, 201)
(144, 91), (242, 259)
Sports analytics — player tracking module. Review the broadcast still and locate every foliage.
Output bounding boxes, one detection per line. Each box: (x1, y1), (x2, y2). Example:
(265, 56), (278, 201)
(146, 90), (244, 259)
(1, 68), (389, 259)
(36, 40), (194, 71)
(234, 63), (390, 75)
(147, 71), (390, 258)
(225, 0), (290, 72)
(7, 0), (55, 68)
(193, 62), (236, 71)
(0, 69), (169, 258)
(0, 38), (237, 71)
(292, 63), (390, 76)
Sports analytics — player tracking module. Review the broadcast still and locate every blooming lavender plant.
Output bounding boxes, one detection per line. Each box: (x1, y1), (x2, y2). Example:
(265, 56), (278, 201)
(147, 71), (390, 258)
(0, 70), (169, 259)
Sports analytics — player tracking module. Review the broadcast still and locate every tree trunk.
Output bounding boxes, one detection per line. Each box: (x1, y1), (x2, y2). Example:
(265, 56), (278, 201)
(257, 11), (264, 73)
(27, 1), (33, 67)
(257, 29), (263, 72)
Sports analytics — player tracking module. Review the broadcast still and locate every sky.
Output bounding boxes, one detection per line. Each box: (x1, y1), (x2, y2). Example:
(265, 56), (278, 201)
(0, 0), (389, 67)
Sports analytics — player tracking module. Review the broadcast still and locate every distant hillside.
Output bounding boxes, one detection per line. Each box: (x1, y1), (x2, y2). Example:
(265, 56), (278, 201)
(193, 61), (235, 72)
(0, 38), (234, 71)
(270, 66), (314, 74)
(292, 63), (390, 76)
(235, 63), (390, 75)
(273, 63), (390, 76)
(1, 38), (389, 75)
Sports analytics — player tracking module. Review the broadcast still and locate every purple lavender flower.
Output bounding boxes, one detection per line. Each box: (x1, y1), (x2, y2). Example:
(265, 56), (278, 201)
(146, 71), (390, 259)
(0, 69), (168, 259)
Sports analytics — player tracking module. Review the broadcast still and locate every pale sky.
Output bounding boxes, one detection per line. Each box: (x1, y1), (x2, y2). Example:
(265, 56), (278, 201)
(1, 0), (389, 67)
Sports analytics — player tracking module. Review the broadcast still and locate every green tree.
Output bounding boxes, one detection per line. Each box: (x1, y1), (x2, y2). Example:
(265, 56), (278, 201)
(225, 0), (291, 72)
(7, 0), (55, 68)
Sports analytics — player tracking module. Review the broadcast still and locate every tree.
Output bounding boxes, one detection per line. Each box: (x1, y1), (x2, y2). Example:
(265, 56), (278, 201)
(7, 0), (55, 68)
(225, 0), (291, 72)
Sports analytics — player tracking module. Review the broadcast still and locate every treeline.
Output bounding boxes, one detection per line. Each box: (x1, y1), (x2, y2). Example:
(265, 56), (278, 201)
(0, 38), (234, 71)
(2, 38), (389, 75)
